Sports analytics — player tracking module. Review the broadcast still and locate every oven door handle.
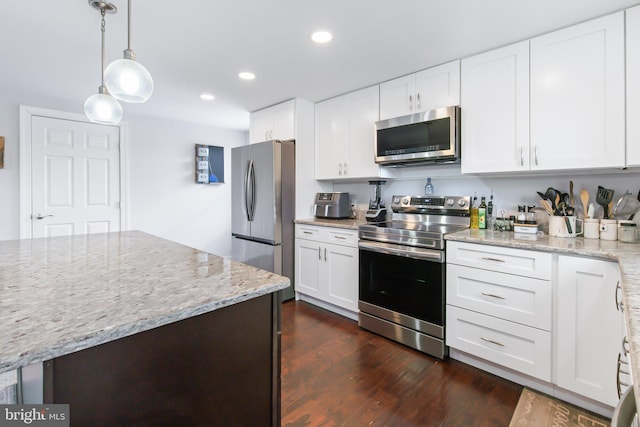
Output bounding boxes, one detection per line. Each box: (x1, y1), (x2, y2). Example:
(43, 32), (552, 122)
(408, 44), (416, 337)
(358, 241), (444, 263)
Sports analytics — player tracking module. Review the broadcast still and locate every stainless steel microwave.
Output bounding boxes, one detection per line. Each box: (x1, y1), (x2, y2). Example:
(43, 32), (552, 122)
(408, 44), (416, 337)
(374, 106), (460, 166)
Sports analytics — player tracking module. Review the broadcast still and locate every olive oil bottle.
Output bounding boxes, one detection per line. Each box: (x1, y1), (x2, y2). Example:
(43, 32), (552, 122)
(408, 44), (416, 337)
(478, 196), (487, 229)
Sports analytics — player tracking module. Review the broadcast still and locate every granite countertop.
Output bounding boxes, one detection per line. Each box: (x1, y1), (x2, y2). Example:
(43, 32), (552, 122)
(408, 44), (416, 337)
(295, 216), (367, 230)
(445, 229), (640, 409)
(0, 231), (289, 374)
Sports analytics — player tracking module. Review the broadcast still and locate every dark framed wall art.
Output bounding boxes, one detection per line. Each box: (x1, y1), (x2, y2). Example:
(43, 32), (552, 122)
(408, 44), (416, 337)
(195, 144), (224, 184)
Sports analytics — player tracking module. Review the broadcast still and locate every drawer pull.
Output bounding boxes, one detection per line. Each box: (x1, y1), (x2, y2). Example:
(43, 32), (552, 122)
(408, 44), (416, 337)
(481, 257), (505, 263)
(481, 337), (505, 347)
(615, 281), (624, 312)
(303, 231), (313, 235)
(334, 236), (346, 240)
(481, 292), (506, 300)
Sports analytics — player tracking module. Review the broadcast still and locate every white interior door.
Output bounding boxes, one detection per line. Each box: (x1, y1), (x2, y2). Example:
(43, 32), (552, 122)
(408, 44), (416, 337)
(30, 116), (121, 238)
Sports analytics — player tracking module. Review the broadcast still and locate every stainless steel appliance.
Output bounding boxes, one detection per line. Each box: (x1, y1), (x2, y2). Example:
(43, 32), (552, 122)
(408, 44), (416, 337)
(358, 195), (471, 359)
(231, 139), (295, 300)
(374, 106), (461, 166)
(313, 192), (351, 219)
(365, 180), (387, 222)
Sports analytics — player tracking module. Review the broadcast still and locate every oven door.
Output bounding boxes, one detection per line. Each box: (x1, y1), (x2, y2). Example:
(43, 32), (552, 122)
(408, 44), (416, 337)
(358, 240), (445, 339)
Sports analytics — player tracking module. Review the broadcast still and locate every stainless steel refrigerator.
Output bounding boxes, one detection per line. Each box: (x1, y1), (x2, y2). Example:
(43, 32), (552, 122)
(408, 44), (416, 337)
(231, 139), (295, 300)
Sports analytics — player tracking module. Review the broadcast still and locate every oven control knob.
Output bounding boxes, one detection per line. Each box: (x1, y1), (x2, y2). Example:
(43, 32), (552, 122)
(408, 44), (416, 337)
(401, 197), (410, 205)
(458, 199), (467, 207)
(392, 196), (401, 205)
(446, 199), (455, 207)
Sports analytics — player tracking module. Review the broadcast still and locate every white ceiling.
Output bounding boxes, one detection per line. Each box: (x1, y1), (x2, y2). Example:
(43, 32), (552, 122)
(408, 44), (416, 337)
(0, 0), (638, 130)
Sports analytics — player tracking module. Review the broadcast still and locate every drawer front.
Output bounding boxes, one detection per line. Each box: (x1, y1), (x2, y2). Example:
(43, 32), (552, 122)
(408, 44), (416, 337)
(296, 225), (322, 240)
(324, 229), (358, 246)
(447, 264), (551, 330)
(446, 305), (551, 381)
(447, 241), (551, 280)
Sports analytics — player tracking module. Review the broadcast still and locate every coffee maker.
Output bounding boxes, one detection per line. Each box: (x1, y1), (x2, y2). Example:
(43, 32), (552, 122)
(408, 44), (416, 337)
(365, 180), (387, 222)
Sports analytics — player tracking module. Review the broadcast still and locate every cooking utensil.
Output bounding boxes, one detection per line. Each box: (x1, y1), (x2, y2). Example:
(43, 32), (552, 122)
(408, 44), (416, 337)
(596, 186), (614, 219)
(537, 191), (548, 201)
(580, 189), (589, 218)
(564, 216), (572, 234)
(588, 203), (595, 219)
(540, 199), (554, 215)
(569, 181), (574, 207)
(555, 194), (561, 215)
(614, 191), (640, 220)
(545, 187), (558, 212)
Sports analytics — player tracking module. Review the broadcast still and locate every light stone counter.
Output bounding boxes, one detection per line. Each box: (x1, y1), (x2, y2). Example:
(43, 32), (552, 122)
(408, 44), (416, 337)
(295, 216), (367, 230)
(0, 230), (289, 374)
(445, 229), (640, 410)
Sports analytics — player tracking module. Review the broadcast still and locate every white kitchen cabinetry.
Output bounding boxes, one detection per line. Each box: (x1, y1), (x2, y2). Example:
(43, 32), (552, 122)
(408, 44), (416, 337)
(461, 41), (530, 174)
(315, 86), (389, 180)
(379, 60), (460, 120)
(530, 12), (625, 170)
(249, 99), (295, 144)
(295, 224), (358, 317)
(626, 5), (640, 167)
(446, 241), (552, 381)
(556, 255), (623, 407)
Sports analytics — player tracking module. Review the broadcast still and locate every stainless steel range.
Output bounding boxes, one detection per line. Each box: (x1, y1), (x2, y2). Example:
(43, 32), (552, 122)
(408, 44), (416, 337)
(358, 195), (470, 359)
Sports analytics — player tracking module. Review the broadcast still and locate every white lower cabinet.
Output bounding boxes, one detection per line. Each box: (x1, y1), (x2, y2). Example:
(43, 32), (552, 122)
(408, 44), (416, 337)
(446, 241), (552, 381)
(295, 224), (358, 315)
(446, 241), (625, 411)
(556, 255), (624, 407)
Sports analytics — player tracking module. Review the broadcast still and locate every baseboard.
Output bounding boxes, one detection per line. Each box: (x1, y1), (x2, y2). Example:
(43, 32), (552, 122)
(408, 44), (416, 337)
(450, 349), (615, 418)
(295, 293), (358, 321)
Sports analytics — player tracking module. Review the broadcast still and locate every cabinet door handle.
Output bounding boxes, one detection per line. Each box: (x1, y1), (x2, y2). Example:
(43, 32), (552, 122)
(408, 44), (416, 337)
(481, 337), (504, 347)
(480, 257), (505, 263)
(343, 162), (348, 175)
(338, 162), (342, 176)
(318, 247), (322, 260)
(481, 292), (506, 300)
(409, 94), (413, 110)
(617, 352), (631, 398)
(416, 93), (421, 109)
(520, 147), (524, 167)
(615, 281), (624, 312)
(324, 248), (327, 261)
(534, 146), (539, 166)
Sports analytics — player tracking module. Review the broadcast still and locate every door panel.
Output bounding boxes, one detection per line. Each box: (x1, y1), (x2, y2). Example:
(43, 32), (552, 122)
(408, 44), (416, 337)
(31, 116), (120, 238)
(249, 141), (278, 243)
(231, 145), (251, 238)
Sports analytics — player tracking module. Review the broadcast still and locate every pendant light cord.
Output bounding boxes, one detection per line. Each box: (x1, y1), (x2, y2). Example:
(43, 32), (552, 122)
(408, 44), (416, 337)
(127, 0), (131, 50)
(100, 8), (106, 87)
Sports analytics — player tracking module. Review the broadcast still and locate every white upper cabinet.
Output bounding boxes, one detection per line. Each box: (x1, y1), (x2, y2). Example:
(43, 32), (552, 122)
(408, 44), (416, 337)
(461, 41), (530, 174)
(530, 12), (625, 170)
(379, 60), (460, 120)
(249, 100), (295, 143)
(315, 85), (388, 180)
(627, 6), (640, 167)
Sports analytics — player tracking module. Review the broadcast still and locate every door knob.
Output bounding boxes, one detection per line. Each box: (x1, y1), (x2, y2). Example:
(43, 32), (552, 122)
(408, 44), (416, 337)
(33, 214), (54, 220)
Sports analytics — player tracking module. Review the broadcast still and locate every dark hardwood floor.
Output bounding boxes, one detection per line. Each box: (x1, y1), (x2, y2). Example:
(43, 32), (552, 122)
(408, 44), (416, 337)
(281, 300), (523, 427)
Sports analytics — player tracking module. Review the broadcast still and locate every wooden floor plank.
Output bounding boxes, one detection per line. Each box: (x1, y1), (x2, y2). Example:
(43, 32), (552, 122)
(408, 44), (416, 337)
(281, 300), (522, 427)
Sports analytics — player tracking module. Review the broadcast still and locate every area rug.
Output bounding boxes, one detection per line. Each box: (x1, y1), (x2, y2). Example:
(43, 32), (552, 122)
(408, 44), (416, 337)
(509, 388), (610, 427)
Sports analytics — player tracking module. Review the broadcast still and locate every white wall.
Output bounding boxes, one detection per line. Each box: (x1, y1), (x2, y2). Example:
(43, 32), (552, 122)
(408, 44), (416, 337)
(0, 87), (248, 257)
(334, 165), (640, 220)
(127, 115), (247, 256)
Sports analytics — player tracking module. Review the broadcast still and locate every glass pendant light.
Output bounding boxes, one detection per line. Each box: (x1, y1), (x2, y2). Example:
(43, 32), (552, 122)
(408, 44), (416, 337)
(104, 0), (153, 103)
(84, 1), (123, 125)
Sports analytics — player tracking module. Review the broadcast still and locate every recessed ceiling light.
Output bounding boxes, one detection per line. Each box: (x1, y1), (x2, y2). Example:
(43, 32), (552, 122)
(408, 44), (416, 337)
(238, 72), (256, 80)
(200, 93), (215, 101)
(311, 31), (332, 44)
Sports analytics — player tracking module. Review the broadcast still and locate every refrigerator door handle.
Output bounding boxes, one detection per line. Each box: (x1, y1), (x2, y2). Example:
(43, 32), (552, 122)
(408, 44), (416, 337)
(248, 159), (257, 221)
(244, 159), (253, 221)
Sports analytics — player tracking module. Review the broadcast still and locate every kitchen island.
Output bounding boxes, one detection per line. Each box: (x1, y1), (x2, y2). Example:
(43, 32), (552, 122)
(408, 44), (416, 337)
(0, 231), (289, 426)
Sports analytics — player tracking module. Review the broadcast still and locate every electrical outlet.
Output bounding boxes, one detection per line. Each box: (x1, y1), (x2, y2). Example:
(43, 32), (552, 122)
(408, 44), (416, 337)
(197, 172), (208, 183)
(197, 147), (209, 157)
(198, 160), (208, 170)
